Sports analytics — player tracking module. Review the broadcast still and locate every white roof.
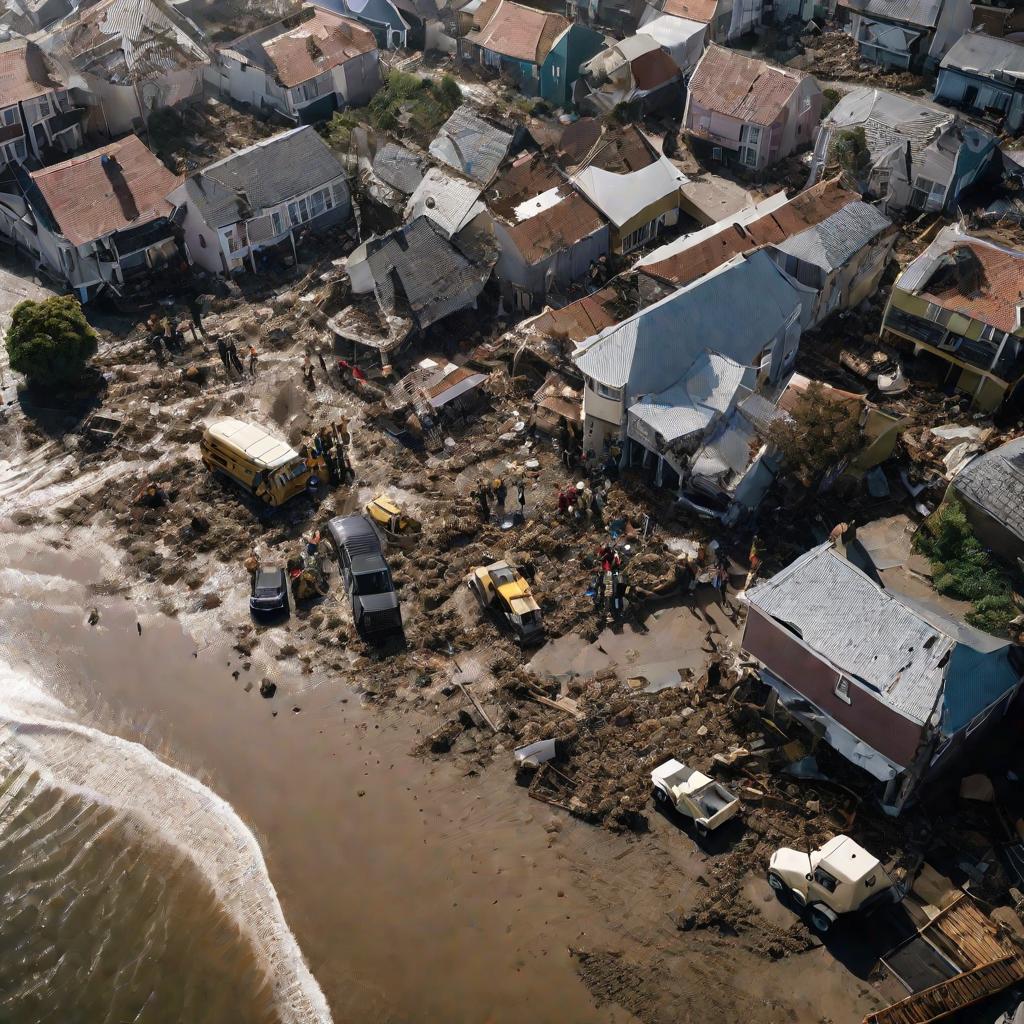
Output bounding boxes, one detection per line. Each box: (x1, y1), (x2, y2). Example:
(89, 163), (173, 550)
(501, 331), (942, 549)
(640, 13), (706, 47)
(513, 184), (567, 222)
(636, 189), (789, 268)
(818, 835), (881, 884)
(571, 155), (687, 228)
(405, 167), (485, 238)
(205, 417), (299, 471)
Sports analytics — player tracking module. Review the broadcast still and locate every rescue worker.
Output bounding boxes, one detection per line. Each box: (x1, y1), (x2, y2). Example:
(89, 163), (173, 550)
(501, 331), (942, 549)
(493, 477), (507, 515)
(244, 548), (261, 594)
(248, 344), (259, 377)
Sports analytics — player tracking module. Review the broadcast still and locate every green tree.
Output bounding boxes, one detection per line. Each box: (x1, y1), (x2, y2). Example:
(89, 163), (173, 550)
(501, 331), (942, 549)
(829, 126), (871, 181)
(767, 381), (862, 488)
(5, 295), (99, 391)
(821, 88), (841, 119)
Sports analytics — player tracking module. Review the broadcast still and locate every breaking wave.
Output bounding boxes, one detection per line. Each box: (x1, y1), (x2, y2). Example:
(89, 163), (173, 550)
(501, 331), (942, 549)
(0, 662), (332, 1024)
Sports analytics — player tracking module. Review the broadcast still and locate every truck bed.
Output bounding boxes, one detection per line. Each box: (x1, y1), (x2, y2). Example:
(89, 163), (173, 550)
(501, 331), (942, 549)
(691, 781), (740, 828)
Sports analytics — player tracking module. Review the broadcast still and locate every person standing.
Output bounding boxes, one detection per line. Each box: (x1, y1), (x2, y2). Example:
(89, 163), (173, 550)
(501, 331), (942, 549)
(493, 478), (507, 515)
(188, 292), (208, 341)
(248, 343), (259, 377)
(216, 337), (230, 371)
(227, 338), (244, 377)
(317, 349), (329, 378)
(517, 478), (526, 519)
(474, 479), (490, 522)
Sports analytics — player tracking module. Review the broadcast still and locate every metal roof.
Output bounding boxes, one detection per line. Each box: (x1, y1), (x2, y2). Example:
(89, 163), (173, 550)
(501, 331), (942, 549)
(372, 143), (424, 195)
(842, 0), (944, 28)
(774, 200), (892, 272)
(571, 153), (686, 228)
(746, 542), (1019, 728)
(405, 167), (485, 238)
(179, 127), (346, 229)
(941, 31), (1024, 77)
(825, 87), (951, 162)
(572, 249), (800, 392)
(628, 349), (751, 442)
(953, 436), (1024, 548)
(429, 104), (514, 186)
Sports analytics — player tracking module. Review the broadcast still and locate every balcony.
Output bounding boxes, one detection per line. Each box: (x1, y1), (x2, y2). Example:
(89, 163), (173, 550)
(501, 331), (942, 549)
(685, 123), (739, 150)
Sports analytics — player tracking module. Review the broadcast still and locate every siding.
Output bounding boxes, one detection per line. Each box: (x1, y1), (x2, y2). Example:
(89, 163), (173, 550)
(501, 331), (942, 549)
(743, 605), (925, 767)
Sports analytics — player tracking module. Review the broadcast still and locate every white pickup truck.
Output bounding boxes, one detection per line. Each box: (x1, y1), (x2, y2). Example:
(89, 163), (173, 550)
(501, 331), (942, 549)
(651, 759), (741, 836)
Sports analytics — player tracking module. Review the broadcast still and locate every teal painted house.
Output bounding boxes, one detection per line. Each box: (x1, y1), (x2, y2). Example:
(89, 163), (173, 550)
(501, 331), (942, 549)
(462, 0), (602, 106)
(541, 23), (605, 107)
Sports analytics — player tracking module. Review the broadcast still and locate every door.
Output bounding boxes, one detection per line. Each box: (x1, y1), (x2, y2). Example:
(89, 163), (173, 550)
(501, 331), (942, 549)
(962, 84), (978, 109)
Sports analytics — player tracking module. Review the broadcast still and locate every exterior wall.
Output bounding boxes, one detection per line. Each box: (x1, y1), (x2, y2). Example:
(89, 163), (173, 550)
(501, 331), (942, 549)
(78, 68), (204, 136)
(209, 55), (290, 116)
(743, 605), (926, 768)
(929, 0), (974, 65)
(494, 222), (609, 307)
(20, 89), (82, 161)
(947, 128), (997, 208)
(335, 49), (381, 106)
(541, 25), (605, 107)
(612, 189), (680, 253)
(934, 67), (1023, 130)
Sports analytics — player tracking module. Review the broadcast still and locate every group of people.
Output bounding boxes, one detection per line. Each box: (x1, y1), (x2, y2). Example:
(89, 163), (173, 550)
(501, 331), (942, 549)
(301, 420), (352, 487)
(300, 349), (369, 392)
(217, 335), (256, 379)
(556, 480), (604, 525)
(472, 476), (526, 522)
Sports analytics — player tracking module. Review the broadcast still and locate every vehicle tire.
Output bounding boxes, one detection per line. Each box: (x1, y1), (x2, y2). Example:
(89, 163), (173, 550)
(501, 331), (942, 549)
(808, 907), (832, 934)
(767, 871), (785, 892)
(695, 823), (709, 838)
(652, 787), (668, 804)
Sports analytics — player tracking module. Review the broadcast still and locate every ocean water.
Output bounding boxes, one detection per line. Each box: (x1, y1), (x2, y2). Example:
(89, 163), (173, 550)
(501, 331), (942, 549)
(0, 663), (332, 1024)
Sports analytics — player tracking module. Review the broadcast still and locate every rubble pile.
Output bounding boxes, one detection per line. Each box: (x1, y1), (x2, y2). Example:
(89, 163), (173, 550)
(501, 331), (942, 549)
(794, 31), (928, 92)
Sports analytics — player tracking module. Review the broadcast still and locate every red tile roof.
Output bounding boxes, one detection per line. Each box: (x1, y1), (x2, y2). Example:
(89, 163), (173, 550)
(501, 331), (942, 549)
(0, 40), (59, 108)
(687, 44), (808, 125)
(505, 191), (606, 264)
(922, 241), (1024, 335)
(31, 135), (180, 247)
(474, 0), (569, 64)
(661, 0), (718, 20)
(529, 284), (621, 341)
(642, 178), (860, 287)
(631, 47), (682, 91)
(261, 9), (376, 88)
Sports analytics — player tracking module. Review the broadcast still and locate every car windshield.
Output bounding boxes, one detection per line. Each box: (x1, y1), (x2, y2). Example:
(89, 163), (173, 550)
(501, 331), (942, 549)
(274, 458), (307, 486)
(354, 570), (393, 596)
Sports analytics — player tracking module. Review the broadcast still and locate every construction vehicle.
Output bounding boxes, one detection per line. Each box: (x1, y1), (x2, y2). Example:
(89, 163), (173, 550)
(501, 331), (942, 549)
(365, 494), (421, 549)
(768, 835), (896, 934)
(650, 759), (740, 836)
(467, 560), (543, 645)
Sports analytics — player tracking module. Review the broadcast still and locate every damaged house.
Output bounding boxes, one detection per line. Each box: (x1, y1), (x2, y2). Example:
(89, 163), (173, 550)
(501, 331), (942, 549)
(572, 248), (808, 519)
(460, 0), (603, 105)
(934, 32), (1024, 134)
(0, 39), (82, 171)
(683, 46), (822, 172)
(950, 436), (1024, 568)
(168, 126), (351, 276)
(839, 0), (973, 72)
(428, 104), (514, 186)
(0, 133), (182, 302)
(43, 0), (209, 136)
(569, 125), (687, 254)
(487, 154), (609, 314)
(334, 214), (497, 363)
(743, 541), (1024, 814)
(638, 0), (760, 44)
(809, 87), (998, 215)
(637, 178), (895, 326)
(880, 225), (1024, 411)
(213, 4), (381, 124)
(574, 34), (685, 115)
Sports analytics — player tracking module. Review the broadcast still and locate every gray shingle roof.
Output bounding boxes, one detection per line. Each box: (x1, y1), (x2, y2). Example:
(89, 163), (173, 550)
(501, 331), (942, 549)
(746, 542), (1020, 729)
(941, 31), (1024, 77)
(182, 127), (346, 228)
(372, 142), (424, 195)
(826, 88), (950, 163)
(429, 104), (514, 185)
(573, 249), (801, 393)
(775, 200), (891, 272)
(364, 216), (491, 328)
(953, 436), (1024, 548)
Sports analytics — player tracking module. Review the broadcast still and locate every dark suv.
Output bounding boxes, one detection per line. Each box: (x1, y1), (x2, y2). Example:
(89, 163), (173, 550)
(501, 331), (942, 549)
(325, 515), (403, 637)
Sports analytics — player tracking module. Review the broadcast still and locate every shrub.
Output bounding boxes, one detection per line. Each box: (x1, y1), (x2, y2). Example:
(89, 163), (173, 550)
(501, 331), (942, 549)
(364, 72), (461, 142)
(914, 497), (1018, 636)
(829, 126), (871, 181)
(821, 88), (841, 119)
(767, 381), (862, 488)
(5, 295), (98, 392)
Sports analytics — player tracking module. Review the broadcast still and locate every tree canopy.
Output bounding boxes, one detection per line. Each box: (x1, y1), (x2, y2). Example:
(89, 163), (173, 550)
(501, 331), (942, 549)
(767, 380), (862, 488)
(5, 295), (99, 391)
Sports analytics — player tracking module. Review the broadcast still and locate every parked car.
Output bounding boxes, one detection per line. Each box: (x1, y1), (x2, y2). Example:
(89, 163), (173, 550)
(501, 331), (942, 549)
(325, 515), (403, 637)
(650, 758), (740, 836)
(250, 567), (289, 617)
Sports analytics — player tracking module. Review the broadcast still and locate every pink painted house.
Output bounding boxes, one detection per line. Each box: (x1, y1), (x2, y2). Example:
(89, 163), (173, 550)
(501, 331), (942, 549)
(683, 45), (822, 171)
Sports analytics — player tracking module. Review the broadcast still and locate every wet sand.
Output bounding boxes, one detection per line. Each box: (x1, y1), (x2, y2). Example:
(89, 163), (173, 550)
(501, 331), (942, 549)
(3, 540), (618, 1024)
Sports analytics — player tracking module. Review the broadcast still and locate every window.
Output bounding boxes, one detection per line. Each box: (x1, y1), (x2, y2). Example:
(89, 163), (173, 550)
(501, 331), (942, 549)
(552, 64), (561, 80)
(712, 146), (722, 161)
(799, 93), (811, 114)
(741, 147), (758, 168)
(38, 95), (50, 117)
(309, 189), (327, 219)
(813, 869), (838, 893)
(2, 107), (16, 126)
(834, 676), (852, 704)
(59, 248), (74, 274)
(271, 211), (284, 236)
(198, 234), (207, 248)
(594, 382), (621, 401)
(288, 197), (310, 226)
